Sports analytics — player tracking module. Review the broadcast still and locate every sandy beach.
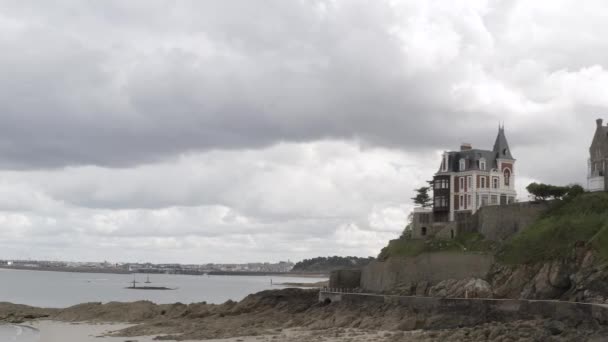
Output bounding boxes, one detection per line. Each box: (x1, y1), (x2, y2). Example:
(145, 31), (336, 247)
(9, 322), (416, 342)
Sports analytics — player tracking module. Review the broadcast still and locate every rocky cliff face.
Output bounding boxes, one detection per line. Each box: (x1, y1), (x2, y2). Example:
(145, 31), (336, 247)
(379, 247), (608, 303)
(489, 248), (608, 303)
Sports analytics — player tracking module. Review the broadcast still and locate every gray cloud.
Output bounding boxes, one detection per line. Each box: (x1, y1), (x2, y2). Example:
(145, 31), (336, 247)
(0, 1), (606, 262)
(0, 0), (548, 168)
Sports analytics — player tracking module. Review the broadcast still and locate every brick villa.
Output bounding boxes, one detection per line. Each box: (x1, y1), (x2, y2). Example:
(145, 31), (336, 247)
(412, 126), (517, 239)
(588, 118), (608, 192)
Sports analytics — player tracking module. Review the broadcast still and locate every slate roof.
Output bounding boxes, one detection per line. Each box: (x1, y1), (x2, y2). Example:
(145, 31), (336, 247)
(590, 119), (608, 157)
(438, 127), (514, 173)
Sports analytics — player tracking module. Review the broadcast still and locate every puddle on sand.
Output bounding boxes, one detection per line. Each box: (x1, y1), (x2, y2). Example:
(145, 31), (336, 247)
(0, 324), (40, 341)
(26, 321), (178, 342)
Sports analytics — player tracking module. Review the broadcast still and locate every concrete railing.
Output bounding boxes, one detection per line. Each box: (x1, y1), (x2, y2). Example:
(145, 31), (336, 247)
(318, 290), (608, 325)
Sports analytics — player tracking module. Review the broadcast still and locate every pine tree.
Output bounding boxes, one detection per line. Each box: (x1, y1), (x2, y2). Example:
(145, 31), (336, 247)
(412, 186), (432, 208)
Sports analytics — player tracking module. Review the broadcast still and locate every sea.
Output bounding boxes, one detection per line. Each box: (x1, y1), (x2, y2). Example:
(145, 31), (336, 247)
(0, 268), (325, 308)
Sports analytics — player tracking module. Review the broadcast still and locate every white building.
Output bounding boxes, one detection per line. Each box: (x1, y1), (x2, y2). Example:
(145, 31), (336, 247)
(432, 126), (517, 222)
(588, 118), (608, 192)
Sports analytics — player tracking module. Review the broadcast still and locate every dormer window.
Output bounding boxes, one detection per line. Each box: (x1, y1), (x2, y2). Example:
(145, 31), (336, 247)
(479, 158), (486, 171)
(441, 153), (448, 172)
(459, 158), (466, 171)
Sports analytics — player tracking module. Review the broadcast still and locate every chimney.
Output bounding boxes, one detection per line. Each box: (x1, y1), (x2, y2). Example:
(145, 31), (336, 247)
(597, 118), (604, 127)
(460, 143), (472, 151)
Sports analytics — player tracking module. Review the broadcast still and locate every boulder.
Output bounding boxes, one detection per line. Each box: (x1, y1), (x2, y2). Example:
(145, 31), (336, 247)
(428, 278), (492, 298)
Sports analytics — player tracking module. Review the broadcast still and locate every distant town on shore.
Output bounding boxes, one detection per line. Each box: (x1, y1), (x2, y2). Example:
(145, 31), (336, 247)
(0, 255), (373, 275)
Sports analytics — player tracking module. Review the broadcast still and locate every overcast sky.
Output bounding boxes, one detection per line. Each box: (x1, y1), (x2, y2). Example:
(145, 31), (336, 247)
(0, 0), (605, 263)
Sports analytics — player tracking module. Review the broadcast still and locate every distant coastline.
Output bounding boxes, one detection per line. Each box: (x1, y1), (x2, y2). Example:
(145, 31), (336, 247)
(0, 265), (327, 277)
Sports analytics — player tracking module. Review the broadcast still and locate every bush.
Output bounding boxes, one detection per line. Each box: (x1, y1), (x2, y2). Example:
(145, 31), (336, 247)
(377, 233), (495, 260)
(498, 192), (608, 264)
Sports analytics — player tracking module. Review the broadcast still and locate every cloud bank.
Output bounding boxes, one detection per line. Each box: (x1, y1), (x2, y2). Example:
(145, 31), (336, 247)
(0, 0), (605, 262)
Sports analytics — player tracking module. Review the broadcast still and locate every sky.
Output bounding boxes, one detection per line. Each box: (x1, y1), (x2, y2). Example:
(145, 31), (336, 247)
(0, 0), (606, 263)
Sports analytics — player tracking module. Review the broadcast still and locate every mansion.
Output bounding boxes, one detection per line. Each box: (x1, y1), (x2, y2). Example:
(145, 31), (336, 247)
(588, 118), (608, 192)
(433, 126), (517, 222)
(412, 126), (517, 239)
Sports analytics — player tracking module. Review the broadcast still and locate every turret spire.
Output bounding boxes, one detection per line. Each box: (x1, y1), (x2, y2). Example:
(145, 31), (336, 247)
(493, 126), (513, 159)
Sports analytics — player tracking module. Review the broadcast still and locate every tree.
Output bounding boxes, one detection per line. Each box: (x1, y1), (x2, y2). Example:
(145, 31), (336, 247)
(527, 182), (586, 201)
(412, 186), (432, 208)
(400, 212), (414, 239)
(565, 184), (585, 199)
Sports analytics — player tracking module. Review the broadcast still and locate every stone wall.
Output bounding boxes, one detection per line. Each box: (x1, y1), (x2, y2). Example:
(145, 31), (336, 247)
(360, 252), (494, 293)
(318, 291), (608, 327)
(473, 201), (550, 241)
(329, 269), (361, 289)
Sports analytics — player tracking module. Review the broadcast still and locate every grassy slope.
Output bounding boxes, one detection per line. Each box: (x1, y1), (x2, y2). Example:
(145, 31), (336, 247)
(378, 233), (495, 260)
(497, 192), (608, 264)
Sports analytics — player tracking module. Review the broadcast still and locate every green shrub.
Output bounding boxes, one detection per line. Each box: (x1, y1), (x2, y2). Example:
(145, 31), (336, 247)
(377, 232), (494, 260)
(497, 192), (608, 264)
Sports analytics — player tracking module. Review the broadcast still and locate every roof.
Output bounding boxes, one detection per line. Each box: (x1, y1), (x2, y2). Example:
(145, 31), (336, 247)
(438, 127), (514, 173)
(590, 119), (608, 158)
(493, 127), (514, 159)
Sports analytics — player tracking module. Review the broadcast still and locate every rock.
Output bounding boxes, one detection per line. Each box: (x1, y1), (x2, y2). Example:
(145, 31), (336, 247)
(396, 317), (417, 331)
(416, 281), (429, 296)
(490, 264), (540, 299)
(463, 278), (493, 298)
(544, 320), (566, 335)
(548, 261), (571, 289)
(428, 278), (492, 299)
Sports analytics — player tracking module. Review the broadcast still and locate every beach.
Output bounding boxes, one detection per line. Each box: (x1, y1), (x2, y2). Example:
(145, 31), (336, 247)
(2, 288), (607, 342)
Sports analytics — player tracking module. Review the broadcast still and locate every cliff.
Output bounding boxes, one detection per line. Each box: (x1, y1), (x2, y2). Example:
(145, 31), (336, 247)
(356, 192), (608, 304)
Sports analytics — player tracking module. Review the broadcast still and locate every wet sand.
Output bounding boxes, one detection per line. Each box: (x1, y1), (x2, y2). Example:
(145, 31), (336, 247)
(25, 322), (411, 342)
(2, 289), (607, 341)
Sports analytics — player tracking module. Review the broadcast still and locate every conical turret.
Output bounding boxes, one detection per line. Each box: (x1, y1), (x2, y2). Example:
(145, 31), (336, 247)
(493, 125), (514, 160)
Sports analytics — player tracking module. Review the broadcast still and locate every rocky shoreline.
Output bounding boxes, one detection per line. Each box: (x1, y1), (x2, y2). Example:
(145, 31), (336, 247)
(1, 288), (607, 341)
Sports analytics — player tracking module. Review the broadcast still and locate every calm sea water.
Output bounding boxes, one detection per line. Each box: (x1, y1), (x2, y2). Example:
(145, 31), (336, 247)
(0, 268), (325, 308)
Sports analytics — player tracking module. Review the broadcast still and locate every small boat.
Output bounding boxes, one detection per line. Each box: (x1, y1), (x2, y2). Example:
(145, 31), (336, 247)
(125, 277), (176, 291)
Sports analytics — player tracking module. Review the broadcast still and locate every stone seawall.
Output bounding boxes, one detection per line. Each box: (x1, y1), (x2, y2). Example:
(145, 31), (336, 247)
(360, 252), (494, 293)
(329, 269), (361, 289)
(319, 291), (608, 327)
(473, 201), (550, 241)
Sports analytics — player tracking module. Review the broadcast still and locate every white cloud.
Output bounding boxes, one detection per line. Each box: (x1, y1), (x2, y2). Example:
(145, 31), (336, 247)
(0, 141), (434, 262)
(0, 1), (606, 262)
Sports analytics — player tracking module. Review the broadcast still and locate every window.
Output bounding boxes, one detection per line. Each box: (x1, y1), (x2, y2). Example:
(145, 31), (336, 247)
(442, 154), (449, 172)
(480, 158), (486, 170)
(434, 196), (448, 208)
(504, 169), (511, 186)
(459, 195), (464, 209)
(419, 214), (430, 224)
(493, 177), (499, 189)
(481, 195), (489, 206)
(480, 177), (486, 188)
(467, 176), (472, 190)
(459, 158), (466, 171)
(421, 227), (427, 236)
(459, 177), (464, 191)
(490, 195), (498, 205)
(434, 179), (449, 189)
(468, 195), (472, 209)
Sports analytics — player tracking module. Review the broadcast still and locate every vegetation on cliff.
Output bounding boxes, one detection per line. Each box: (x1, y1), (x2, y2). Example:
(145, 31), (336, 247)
(292, 256), (374, 273)
(497, 191), (608, 264)
(377, 233), (495, 260)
